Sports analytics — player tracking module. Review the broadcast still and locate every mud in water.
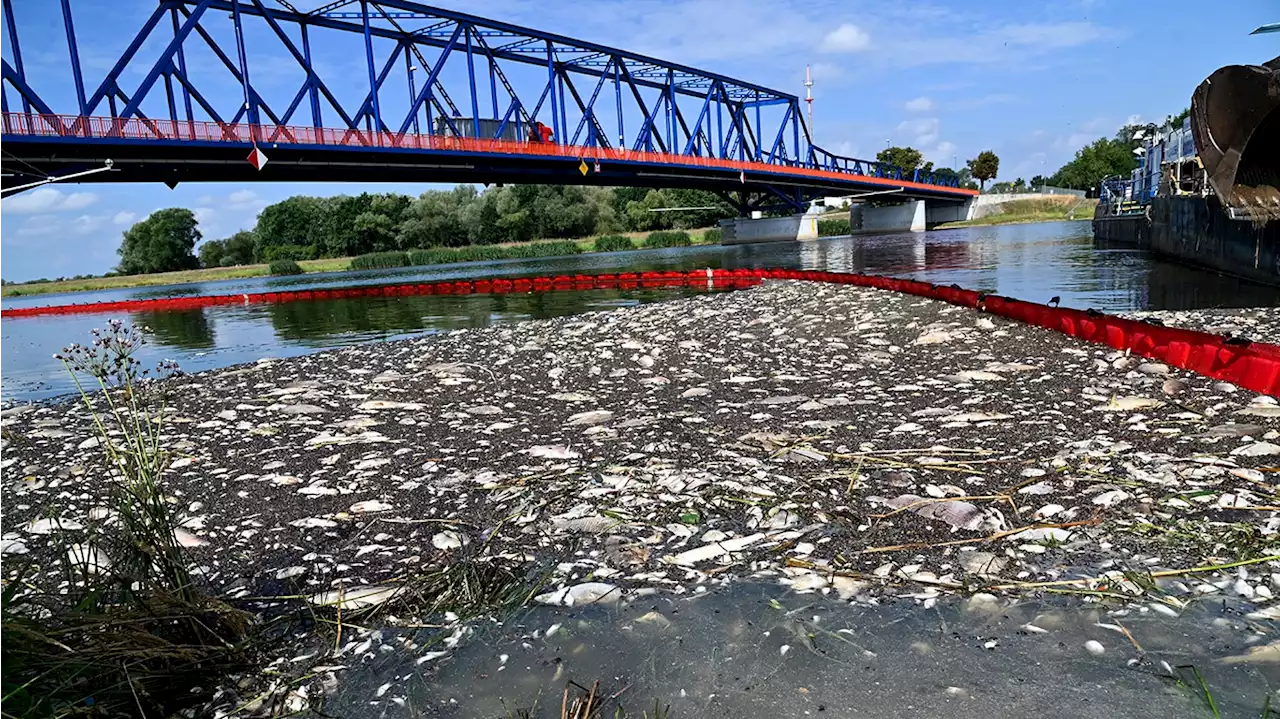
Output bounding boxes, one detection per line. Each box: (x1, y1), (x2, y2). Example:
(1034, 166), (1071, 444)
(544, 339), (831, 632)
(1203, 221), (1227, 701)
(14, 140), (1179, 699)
(323, 584), (1276, 719)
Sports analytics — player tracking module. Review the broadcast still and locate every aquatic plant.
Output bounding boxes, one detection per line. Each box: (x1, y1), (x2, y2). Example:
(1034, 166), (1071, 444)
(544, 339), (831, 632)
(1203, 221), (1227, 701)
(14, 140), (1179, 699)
(405, 241), (583, 267)
(594, 234), (636, 252)
(1, 322), (251, 717)
(268, 258), (304, 275)
(817, 217), (851, 237)
(643, 230), (691, 248)
(350, 251), (411, 270)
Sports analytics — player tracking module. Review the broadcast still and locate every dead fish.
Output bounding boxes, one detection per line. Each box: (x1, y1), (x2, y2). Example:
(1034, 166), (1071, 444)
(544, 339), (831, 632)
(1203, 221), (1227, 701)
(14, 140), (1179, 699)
(1099, 396), (1163, 411)
(534, 582), (620, 606)
(309, 584), (400, 610)
(526, 445), (580, 459)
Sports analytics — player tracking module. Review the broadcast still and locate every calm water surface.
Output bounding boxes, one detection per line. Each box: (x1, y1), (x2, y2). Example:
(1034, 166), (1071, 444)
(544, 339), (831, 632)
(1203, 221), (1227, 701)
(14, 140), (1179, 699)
(325, 583), (1277, 718)
(4, 222), (1277, 402)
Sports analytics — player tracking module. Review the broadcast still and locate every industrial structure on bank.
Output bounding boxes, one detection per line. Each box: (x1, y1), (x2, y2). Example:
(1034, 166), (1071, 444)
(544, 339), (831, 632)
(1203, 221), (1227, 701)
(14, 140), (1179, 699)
(1094, 49), (1279, 285)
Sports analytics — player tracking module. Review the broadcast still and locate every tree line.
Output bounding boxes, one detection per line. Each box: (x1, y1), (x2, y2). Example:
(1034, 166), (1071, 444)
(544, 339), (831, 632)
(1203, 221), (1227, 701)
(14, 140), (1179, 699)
(1041, 109), (1190, 192)
(118, 185), (738, 275)
(873, 147), (993, 190)
(110, 147), (1015, 278)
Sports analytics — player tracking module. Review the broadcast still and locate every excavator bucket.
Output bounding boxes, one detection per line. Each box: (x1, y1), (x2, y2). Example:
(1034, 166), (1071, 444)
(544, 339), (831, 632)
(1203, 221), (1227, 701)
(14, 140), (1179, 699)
(1190, 56), (1280, 200)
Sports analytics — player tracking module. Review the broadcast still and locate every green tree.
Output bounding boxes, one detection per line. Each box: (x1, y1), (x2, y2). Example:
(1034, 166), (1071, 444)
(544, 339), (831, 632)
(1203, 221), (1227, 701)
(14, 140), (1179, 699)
(1047, 137), (1137, 191)
(1030, 174), (1047, 188)
(223, 230), (257, 265)
(876, 146), (924, 173)
(967, 151), (1000, 190)
(397, 188), (473, 248)
(117, 208), (201, 275)
(255, 196), (325, 260)
(625, 189), (676, 232)
(198, 239), (226, 269)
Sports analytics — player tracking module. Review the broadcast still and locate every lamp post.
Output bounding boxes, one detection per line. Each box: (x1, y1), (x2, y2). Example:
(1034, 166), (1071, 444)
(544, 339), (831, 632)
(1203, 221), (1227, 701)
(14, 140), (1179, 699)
(408, 66), (420, 134)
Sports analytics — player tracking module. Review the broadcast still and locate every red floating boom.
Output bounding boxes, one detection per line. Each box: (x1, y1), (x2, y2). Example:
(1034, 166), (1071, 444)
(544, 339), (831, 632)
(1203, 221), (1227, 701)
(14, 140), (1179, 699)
(3, 270), (1276, 396)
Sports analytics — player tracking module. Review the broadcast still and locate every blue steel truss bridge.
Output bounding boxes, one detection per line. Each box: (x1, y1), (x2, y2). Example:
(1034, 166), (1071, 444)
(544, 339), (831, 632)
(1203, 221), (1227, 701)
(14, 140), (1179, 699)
(0, 0), (977, 213)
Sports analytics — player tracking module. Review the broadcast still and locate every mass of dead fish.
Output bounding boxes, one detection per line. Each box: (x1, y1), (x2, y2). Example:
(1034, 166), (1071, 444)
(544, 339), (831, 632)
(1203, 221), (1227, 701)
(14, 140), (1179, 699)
(2, 281), (1278, 713)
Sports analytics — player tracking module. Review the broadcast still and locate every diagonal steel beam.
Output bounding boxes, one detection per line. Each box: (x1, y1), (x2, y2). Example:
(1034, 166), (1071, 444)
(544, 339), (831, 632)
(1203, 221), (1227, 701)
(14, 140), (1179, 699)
(1, 60), (59, 119)
(568, 57), (612, 145)
(558, 70), (610, 149)
(467, 28), (532, 128)
(82, 4), (169, 115)
(242, 0), (358, 129)
(308, 0), (356, 15)
(349, 40), (404, 132)
(182, 10), (283, 124)
(118, 0), (213, 120)
(397, 22), (462, 134)
(373, 4), (460, 117)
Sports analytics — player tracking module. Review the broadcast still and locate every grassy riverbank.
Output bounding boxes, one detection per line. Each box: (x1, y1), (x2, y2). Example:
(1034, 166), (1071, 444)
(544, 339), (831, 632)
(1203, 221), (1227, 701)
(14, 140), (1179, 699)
(2, 229), (718, 298)
(935, 196), (1097, 228)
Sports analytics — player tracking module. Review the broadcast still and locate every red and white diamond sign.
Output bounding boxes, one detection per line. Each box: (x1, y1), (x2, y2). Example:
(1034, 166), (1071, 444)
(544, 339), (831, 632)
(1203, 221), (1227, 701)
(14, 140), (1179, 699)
(247, 146), (269, 171)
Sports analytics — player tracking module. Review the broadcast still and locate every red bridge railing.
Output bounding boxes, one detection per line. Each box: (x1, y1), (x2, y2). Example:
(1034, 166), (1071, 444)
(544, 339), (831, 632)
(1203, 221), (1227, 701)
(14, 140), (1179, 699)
(1, 113), (978, 197)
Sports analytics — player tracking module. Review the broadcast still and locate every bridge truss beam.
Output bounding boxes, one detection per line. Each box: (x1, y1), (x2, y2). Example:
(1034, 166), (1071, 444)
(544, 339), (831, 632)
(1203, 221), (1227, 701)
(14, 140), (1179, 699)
(0, 0), (966, 194)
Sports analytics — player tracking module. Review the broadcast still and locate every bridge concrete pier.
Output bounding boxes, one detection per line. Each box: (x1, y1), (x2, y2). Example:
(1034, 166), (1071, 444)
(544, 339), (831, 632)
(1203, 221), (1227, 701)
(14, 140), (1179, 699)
(849, 198), (976, 235)
(719, 214), (819, 245)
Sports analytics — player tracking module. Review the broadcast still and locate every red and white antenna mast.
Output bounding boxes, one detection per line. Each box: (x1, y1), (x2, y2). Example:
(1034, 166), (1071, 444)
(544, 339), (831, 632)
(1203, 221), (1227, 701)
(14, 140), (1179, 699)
(804, 64), (814, 138)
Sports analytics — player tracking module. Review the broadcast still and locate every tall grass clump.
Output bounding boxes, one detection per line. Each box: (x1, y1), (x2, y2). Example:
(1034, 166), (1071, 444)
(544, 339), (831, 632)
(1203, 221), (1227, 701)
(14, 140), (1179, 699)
(457, 245), (511, 262)
(406, 241), (582, 267)
(817, 217), (851, 237)
(643, 230), (692, 248)
(593, 234), (635, 252)
(509, 240), (582, 259)
(350, 251), (410, 270)
(701, 227), (723, 244)
(268, 258), (303, 276)
(2, 322), (250, 718)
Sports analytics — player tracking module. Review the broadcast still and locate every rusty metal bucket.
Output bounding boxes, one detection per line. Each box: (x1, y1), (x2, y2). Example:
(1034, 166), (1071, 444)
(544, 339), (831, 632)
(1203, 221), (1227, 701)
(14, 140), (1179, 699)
(1190, 56), (1280, 199)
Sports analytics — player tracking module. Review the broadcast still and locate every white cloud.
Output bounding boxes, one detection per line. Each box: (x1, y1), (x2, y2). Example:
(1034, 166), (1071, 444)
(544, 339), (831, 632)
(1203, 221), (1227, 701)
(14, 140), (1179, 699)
(896, 117), (942, 147)
(112, 211), (137, 226)
(904, 97), (934, 112)
(62, 193), (97, 211)
(2, 187), (99, 214)
(808, 62), (843, 83)
(1055, 132), (1096, 152)
(70, 215), (104, 235)
(228, 189), (260, 206)
(1124, 114), (1143, 127)
(192, 207), (217, 227)
(819, 24), (871, 53)
(930, 141), (957, 161)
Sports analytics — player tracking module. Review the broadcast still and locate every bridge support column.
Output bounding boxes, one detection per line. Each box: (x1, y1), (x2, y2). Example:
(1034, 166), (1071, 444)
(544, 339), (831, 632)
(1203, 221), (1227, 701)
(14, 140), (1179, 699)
(924, 198), (977, 228)
(849, 199), (927, 235)
(718, 214), (818, 245)
(849, 198), (976, 235)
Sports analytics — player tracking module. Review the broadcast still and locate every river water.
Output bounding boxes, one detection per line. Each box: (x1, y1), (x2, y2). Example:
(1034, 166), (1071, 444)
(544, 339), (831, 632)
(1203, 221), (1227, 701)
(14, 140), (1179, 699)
(4, 222), (1277, 402)
(323, 583), (1277, 718)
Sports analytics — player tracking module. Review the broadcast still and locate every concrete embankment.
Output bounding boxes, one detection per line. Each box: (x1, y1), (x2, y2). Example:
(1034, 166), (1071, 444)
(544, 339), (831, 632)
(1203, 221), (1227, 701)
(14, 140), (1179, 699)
(4, 281), (1279, 710)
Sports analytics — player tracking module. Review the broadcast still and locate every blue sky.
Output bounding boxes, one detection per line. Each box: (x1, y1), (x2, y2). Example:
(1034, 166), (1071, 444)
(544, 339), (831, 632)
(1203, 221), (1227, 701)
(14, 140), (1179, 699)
(1, 0), (1276, 282)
